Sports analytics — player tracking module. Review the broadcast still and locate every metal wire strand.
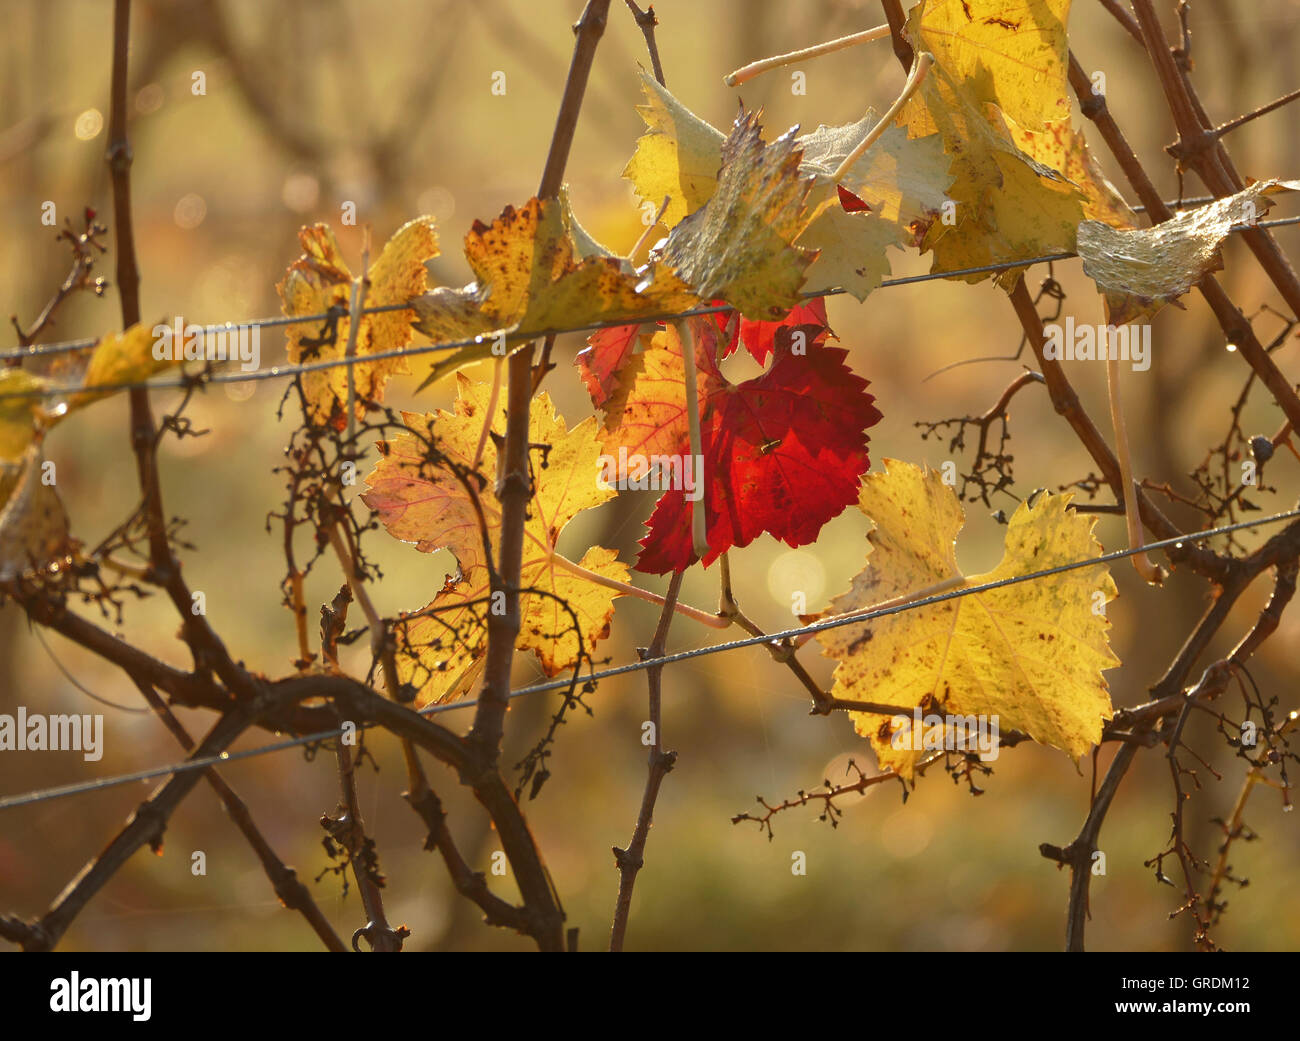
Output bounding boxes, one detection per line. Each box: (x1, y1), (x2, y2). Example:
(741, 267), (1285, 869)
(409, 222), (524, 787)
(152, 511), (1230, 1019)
(1, 504), (1295, 813)
(1, 213), (1295, 401)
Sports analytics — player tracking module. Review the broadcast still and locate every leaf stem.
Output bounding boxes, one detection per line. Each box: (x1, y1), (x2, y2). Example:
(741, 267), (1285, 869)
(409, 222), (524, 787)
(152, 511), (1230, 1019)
(549, 550), (729, 629)
(672, 319), (709, 561)
(829, 50), (933, 185)
(724, 24), (891, 87)
(474, 356), (504, 470)
(1106, 351), (1165, 585)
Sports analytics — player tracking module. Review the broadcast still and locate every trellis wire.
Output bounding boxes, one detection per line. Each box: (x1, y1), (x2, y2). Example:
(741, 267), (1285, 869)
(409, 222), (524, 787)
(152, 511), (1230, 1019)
(1, 212), (1296, 401)
(0, 194), (1242, 364)
(2, 504), (1296, 814)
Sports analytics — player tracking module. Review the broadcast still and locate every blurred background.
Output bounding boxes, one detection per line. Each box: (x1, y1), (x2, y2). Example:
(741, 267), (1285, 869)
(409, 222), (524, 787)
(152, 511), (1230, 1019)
(1, 0), (1299, 951)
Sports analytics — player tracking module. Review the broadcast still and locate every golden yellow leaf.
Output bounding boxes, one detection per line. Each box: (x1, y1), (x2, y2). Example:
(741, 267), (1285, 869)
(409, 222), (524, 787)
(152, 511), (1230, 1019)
(900, 56), (1086, 282)
(796, 111), (954, 299)
(1003, 111), (1136, 228)
(797, 205), (903, 299)
(361, 376), (626, 704)
(909, 0), (1072, 132)
(623, 68), (726, 228)
(1078, 180), (1300, 324)
(277, 216), (437, 428)
(896, 0), (1095, 283)
(660, 108), (816, 319)
(412, 194), (697, 388)
(817, 460), (1119, 780)
(0, 442), (74, 582)
(66, 322), (173, 412)
(0, 370), (52, 462)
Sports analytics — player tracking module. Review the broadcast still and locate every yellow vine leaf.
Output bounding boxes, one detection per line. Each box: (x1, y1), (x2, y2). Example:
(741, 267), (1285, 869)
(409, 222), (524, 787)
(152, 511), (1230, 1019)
(0, 370), (53, 462)
(1003, 112), (1136, 228)
(1, 322), (176, 461)
(660, 108), (816, 319)
(65, 321), (171, 412)
(412, 192), (696, 388)
(817, 460), (1119, 781)
(797, 111), (954, 299)
(796, 205), (903, 301)
(361, 376), (626, 705)
(1078, 179), (1300, 324)
(899, 0), (1091, 283)
(909, 0), (1072, 132)
(623, 69), (726, 228)
(277, 216), (437, 429)
(623, 76), (954, 302)
(0, 441), (74, 582)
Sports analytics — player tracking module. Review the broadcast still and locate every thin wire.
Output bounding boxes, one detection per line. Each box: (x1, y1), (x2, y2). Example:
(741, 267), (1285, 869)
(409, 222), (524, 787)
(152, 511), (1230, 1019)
(0, 193), (1247, 364)
(1, 213), (1295, 401)
(2, 504), (1295, 813)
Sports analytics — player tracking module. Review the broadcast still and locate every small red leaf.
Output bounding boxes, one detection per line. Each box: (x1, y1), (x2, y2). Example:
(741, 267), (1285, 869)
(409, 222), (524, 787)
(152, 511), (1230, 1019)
(633, 318), (881, 573)
(577, 323), (642, 407)
(717, 297), (833, 365)
(836, 185), (870, 213)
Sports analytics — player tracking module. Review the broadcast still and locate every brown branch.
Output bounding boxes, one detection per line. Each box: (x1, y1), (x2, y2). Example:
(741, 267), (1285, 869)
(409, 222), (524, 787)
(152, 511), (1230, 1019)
(129, 677), (346, 952)
(623, 0), (664, 86)
(1208, 86), (1300, 142)
(0, 670), (568, 950)
(1097, 0), (1144, 45)
(609, 568), (682, 951)
(1042, 517), (1300, 950)
(109, 0), (246, 695)
(7, 702), (258, 951)
(734, 757), (906, 839)
(717, 551), (834, 713)
(1128, 0), (1300, 322)
(9, 212), (108, 348)
(404, 782), (533, 933)
(879, 0), (914, 71)
(330, 739), (406, 952)
(1008, 276), (1232, 583)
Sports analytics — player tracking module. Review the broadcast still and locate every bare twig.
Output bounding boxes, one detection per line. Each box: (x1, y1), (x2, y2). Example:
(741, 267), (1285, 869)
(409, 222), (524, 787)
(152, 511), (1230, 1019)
(623, 0), (664, 86)
(610, 569), (682, 950)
